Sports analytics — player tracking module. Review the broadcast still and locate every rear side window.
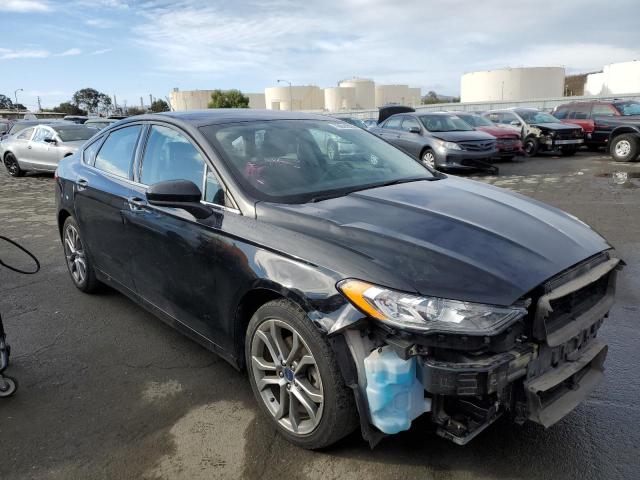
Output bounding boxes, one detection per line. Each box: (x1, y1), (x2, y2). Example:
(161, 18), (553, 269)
(16, 127), (35, 140)
(94, 126), (142, 178)
(384, 116), (402, 129)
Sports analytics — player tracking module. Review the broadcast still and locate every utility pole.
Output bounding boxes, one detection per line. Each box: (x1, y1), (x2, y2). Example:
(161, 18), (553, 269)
(149, 94), (153, 107)
(14, 88), (23, 111)
(113, 94), (118, 114)
(37, 96), (42, 112)
(140, 96), (144, 109)
(277, 80), (293, 111)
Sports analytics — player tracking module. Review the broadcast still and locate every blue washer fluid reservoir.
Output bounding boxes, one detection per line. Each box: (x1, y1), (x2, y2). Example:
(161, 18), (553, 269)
(364, 346), (431, 434)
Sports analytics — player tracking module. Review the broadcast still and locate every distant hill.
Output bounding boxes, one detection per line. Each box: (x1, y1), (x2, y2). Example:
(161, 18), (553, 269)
(565, 72), (600, 97)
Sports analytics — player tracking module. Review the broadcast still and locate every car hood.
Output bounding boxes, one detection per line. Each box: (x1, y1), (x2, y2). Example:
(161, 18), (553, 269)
(257, 177), (610, 306)
(476, 126), (519, 138)
(530, 122), (581, 132)
(430, 130), (496, 142)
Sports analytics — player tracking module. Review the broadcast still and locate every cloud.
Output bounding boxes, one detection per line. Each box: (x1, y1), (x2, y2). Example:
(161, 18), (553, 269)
(56, 48), (82, 56)
(91, 48), (113, 55)
(0, 0), (51, 12)
(86, 19), (114, 28)
(0, 48), (49, 59)
(130, 0), (640, 94)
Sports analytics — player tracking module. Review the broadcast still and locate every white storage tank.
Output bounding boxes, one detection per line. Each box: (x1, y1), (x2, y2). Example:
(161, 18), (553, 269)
(338, 77), (375, 109)
(460, 67), (565, 102)
(264, 85), (323, 111)
(323, 87), (356, 112)
(170, 89), (215, 111)
(599, 60), (640, 95)
(375, 84), (411, 107)
(408, 87), (422, 107)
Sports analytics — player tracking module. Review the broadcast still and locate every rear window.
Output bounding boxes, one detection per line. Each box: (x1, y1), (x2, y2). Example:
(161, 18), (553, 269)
(94, 126), (142, 178)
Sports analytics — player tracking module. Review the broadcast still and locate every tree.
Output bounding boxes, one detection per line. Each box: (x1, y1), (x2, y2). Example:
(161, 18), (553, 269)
(149, 99), (170, 112)
(208, 89), (249, 109)
(0, 94), (14, 110)
(72, 88), (112, 114)
(126, 106), (146, 116)
(421, 91), (440, 105)
(52, 102), (87, 115)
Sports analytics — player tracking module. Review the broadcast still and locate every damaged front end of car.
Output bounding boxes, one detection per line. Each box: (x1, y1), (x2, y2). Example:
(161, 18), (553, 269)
(330, 251), (622, 447)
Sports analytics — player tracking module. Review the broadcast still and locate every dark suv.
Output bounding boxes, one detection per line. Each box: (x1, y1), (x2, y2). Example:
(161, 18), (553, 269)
(553, 100), (640, 162)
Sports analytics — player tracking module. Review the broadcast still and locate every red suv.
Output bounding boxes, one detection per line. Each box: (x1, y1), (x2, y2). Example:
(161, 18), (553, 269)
(552, 100), (640, 162)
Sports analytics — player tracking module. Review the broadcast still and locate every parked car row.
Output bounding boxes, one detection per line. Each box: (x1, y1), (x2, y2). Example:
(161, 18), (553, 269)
(335, 98), (640, 169)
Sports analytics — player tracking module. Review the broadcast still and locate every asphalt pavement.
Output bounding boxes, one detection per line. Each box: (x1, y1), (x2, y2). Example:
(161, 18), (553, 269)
(0, 151), (638, 480)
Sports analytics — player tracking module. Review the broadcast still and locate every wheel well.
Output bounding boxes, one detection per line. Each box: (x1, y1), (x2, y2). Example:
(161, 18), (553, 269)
(234, 288), (285, 369)
(3, 151), (13, 162)
(611, 128), (640, 141)
(57, 209), (71, 238)
(419, 146), (433, 158)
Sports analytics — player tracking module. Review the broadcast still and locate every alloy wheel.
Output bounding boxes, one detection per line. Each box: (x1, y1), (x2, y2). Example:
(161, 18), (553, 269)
(250, 319), (324, 435)
(64, 224), (87, 285)
(422, 151), (435, 168)
(615, 139), (631, 158)
(5, 156), (20, 176)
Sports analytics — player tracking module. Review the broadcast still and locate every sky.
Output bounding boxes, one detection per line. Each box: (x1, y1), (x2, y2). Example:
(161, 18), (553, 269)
(2, 0), (640, 110)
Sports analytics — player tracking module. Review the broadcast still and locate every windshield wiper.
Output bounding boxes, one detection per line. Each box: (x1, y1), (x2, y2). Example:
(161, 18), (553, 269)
(307, 177), (437, 203)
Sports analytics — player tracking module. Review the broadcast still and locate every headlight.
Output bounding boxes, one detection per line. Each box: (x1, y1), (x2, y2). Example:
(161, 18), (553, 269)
(435, 140), (461, 153)
(338, 279), (526, 335)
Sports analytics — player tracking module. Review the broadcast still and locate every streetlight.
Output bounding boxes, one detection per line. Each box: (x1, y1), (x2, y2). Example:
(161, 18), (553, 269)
(14, 88), (23, 111)
(277, 79), (293, 111)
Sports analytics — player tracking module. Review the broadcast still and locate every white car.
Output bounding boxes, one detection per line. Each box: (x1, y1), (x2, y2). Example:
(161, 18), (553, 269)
(2, 123), (96, 176)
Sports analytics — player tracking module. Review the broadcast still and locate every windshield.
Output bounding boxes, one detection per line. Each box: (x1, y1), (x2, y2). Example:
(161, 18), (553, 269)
(419, 114), (474, 132)
(53, 126), (96, 142)
(200, 119), (434, 204)
(614, 101), (640, 116)
(456, 114), (494, 127)
(516, 110), (559, 124)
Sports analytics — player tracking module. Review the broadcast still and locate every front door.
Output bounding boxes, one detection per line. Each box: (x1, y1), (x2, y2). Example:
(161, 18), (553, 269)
(124, 124), (231, 349)
(29, 127), (57, 170)
(73, 125), (143, 292)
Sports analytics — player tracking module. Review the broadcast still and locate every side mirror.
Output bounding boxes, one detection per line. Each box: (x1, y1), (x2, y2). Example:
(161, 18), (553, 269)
(510, 120), (521, 126)
(408, 126), (421, 134)
(146, 180), (212, 219)
(44, 137), (57, 144)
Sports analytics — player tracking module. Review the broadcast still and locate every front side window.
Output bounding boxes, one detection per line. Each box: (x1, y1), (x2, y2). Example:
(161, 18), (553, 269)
(200, 119), (434, 204)
(32, 127), (54, 142)
(94, 125), (142, 178)
(140, 125), (206, 191)
(16, 127), (35, 140)
(592, 104), (617, 117)
(401, 116), (421, 131)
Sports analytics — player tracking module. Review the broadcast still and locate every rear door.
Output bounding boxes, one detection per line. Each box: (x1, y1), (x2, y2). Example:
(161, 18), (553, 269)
(565, 103), (594, 136)
(73, 124), (143, 292)
(124, 123), (232, 347)
(10, 127), (36, 164)
(376, 116), (402, 146)
(29, 126), (57, 170)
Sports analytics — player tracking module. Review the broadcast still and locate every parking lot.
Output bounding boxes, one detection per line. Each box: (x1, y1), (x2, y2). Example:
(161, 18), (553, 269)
(0, 151), (638, 480)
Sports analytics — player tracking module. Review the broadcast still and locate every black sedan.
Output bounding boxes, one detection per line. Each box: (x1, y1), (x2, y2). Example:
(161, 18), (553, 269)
(370, 112), (498, 172)
(55, 110), (619, 449)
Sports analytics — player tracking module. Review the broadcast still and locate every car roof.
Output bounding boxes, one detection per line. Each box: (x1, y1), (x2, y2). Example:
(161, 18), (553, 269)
(118, 109), (333, 128)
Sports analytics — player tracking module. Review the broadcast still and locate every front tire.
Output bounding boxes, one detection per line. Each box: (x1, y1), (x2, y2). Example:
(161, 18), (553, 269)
(421, 148), (437, 169)
(610, 134), (639, 162)
(523, 137), (539, 157)
(4, 153), (24, 177)
(62, 216), (100, 293)
(0, 376), (18, 397)
(245, 299), (357, 449)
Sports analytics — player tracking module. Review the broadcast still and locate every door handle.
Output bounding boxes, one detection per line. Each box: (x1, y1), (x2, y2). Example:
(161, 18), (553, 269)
(76, 178), (89, 191)
(127, 197), (147, 212)
(27, 145), (32, 149)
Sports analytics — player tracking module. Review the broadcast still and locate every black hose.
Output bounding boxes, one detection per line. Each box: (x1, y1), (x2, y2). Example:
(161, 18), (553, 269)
(0, 236), (40, 275)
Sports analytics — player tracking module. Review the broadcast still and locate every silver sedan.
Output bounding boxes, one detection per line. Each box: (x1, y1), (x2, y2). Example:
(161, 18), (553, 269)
(1, 124), (96, 177)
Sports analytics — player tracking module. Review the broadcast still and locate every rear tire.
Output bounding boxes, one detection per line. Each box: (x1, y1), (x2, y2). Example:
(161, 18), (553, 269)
(3, 153), (24, 177)
(0, 376), (17, 397)
(523, 137), (539, 157)
(610, 134), (639, 162)
(245, 299), (358, 449)
(62, 216), (100, 293)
